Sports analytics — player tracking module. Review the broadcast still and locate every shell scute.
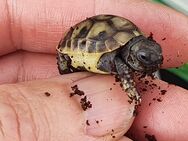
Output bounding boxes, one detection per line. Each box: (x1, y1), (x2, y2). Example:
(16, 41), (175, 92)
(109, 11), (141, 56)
(58, 15), (142, 54)
(87, 21), (115, 41)
(96, 42), (106, 52)
(86, 40), (97, 53)
(111, 16), (136, 31)
(92, 15), (113, 20)
(113, 32), (135, 45)
(71, 20), (93, 39)
(105, 38), (119, 51)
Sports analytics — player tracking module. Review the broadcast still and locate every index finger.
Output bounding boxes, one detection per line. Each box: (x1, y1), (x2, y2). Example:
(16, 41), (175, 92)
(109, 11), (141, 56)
(0, 0), (187, 68)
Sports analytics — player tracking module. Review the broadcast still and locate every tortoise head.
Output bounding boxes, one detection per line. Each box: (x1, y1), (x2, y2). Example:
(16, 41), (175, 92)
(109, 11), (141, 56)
(121, 35), (163, 73)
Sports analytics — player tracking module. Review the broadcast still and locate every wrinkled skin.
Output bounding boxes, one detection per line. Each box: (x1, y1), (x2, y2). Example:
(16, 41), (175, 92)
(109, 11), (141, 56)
(0, 0), (188, 141)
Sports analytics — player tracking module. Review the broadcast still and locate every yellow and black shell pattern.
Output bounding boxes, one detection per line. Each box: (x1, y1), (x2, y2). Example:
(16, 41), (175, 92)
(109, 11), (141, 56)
(57, 15), (142, 74)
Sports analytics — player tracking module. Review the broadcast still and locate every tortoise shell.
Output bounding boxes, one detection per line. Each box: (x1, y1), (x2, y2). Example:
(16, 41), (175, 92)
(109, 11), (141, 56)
(57, 15), (143, 73)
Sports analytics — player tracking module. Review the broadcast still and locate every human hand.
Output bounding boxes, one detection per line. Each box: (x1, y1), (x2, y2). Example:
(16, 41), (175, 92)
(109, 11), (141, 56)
(0, 0), (188, 141)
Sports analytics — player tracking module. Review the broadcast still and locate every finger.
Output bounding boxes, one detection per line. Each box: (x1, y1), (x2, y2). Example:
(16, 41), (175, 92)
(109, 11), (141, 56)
(0, 0), (95, 55)
(0, 0), (187, 67)
(0, 74), (135, 141)
(127, 78), (188, 141)
(0, 51), (93, 84)
(0, 1), (16, 55)
(72, 75), (135, 138)
(0, 51), (58, 84)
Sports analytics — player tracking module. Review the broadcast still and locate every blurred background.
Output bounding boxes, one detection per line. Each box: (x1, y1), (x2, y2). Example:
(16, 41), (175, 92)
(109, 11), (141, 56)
(152, 0), (188, 90)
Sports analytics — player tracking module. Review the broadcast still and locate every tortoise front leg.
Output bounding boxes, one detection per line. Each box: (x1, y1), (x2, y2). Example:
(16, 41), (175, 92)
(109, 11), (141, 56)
(57, 52), (73, 74)
(114, 57), (141, 105)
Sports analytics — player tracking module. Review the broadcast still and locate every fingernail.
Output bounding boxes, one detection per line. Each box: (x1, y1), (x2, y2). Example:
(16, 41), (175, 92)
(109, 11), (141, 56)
(72, 75), (135, 137)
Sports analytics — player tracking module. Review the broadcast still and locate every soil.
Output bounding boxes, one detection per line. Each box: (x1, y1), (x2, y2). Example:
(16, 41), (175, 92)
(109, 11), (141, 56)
(70, 85), (85, 97)
(44, 92), (51, 97)
(86, 120), (90, 126)
(80, 96), (92, 111)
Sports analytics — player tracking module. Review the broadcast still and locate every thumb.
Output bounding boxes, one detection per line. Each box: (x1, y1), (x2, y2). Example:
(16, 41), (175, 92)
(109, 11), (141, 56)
(0, 72), (135, 141)
(71, 73), (135, 140)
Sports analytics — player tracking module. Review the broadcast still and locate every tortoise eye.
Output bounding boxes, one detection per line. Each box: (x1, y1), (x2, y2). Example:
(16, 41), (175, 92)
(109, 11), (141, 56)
(137, 49), (163, 66)
(137, 51), (151, 64)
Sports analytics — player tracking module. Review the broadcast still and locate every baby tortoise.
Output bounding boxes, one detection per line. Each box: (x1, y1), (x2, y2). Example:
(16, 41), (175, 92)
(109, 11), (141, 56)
(56, 15), (163, 104)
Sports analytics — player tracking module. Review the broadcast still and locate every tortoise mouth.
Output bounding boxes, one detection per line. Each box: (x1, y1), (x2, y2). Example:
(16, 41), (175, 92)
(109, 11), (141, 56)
(141, 63), (161, 73)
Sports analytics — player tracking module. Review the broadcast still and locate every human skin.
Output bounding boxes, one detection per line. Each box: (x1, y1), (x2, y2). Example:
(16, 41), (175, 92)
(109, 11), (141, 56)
(0, 0), (188, 141)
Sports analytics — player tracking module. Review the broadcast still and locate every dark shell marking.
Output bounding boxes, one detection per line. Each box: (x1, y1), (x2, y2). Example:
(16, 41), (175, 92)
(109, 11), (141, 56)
(58, 15), (141, 53)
